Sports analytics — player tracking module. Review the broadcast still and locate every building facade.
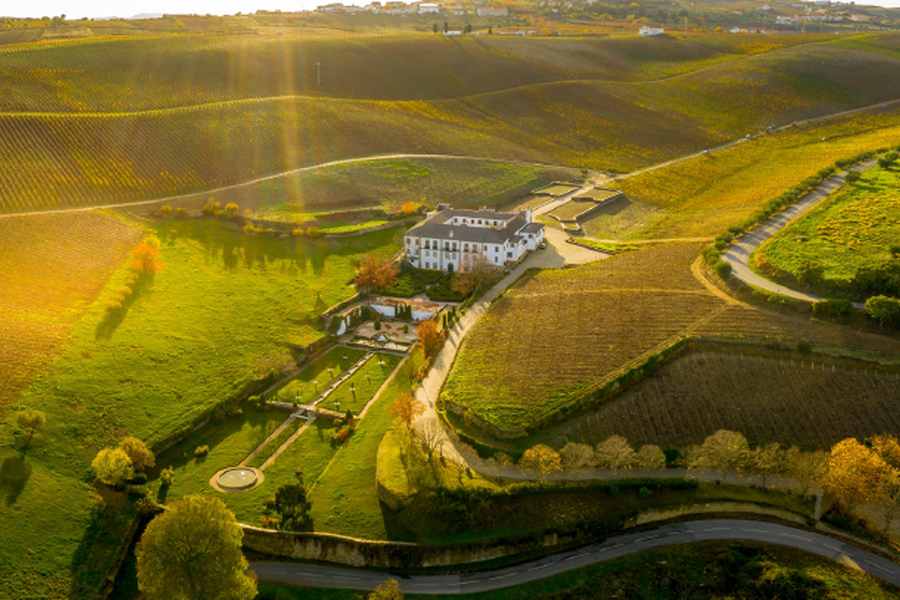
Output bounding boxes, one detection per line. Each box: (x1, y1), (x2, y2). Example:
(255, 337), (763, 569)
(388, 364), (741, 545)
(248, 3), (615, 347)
(404, 207), (544, 272)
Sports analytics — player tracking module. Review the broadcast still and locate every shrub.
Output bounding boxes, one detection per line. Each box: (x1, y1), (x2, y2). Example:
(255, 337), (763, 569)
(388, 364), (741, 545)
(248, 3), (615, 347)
(158, 204), (173, 217)
(223, 202), (240, 218)
(159, 466), (175, 487)
(202, 199), (221, 216)
(194, 445), (210, 458)
(845, 171), (861, 183)
(864, 295), (900, 328)
(714, 259), (732, 279)
(332, 425), (353, 445)
(796, 340), (812, 354)
(120, 436), (156, 472)
(812, 299), (852, 319)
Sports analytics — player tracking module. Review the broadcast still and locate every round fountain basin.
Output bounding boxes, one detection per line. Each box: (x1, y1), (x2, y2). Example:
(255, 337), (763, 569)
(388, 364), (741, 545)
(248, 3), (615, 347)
(217, 467), (259, 491)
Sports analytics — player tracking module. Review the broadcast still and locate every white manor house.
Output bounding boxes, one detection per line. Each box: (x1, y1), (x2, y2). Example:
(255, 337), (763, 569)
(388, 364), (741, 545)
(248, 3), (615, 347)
(404, 206), (544, 272)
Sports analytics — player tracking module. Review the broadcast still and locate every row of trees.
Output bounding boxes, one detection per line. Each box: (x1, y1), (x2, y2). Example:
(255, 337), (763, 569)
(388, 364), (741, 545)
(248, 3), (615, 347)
(514, 431), (899, 533)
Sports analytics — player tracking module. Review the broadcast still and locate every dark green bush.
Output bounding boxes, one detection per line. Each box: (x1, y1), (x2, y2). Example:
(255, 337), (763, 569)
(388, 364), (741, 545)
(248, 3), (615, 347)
(812, 299), (852, 319)
(864, 295), (900, 328)
(714, 259), (732, 279)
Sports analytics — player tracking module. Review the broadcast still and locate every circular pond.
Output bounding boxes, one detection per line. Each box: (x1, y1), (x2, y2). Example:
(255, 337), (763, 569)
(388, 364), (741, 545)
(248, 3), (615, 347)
(216, 467), (259, 491)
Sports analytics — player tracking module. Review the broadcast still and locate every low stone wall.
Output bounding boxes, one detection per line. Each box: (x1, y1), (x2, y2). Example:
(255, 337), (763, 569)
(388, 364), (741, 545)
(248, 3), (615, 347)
(242, 525), (575, 569)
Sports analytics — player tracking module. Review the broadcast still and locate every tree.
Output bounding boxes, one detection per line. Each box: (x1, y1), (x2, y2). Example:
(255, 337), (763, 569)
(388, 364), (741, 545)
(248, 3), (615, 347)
(416, 319), (444, 358)
(635, 444), (666, 470)
(871, 434), (900, 468)
(418, 421), (443, 466)
(131, 236), (163, 275)
(785, 447), (826, 497)
(91, 447), (134, 487)
(119, 436), (156, 473)
(452, 259), (500, 298)
(391, 392), (424, 434)
(354, 255), (398, 293)
(264, 471), (313, 531)
(751, 442), (785, 488)
(432, 23), (438, 33)
(14, 409), (46, 450)
(137, 495), (257, 600)
(559, 442), (594, 469)
(822, 438), (887, 510)
(399, 200), (419, 215)
(692, 430), (751, 476)
(369, 578), (403, 599)
(594, 435), (636, 470)
(519, 444), (561, 480)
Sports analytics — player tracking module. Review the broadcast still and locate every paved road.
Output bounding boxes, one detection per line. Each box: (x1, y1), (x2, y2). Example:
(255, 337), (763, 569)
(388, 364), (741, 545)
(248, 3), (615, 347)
(250, 518), (900, 594)
(722, 159), (874, 307)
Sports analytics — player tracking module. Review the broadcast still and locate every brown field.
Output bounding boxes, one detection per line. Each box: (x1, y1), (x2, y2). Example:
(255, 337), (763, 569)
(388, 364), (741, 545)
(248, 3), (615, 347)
(442, 243), (900, 439)
(0, 212), (140, 405)
(536, 349), (900, 451)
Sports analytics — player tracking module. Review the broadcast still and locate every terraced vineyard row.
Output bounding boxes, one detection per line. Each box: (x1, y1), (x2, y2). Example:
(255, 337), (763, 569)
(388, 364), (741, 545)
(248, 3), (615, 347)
(540, 350), (900, 451)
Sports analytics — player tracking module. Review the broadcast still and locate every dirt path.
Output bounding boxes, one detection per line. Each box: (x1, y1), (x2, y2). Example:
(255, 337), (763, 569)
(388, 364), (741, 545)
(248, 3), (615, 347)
(722, 160), (875, 308)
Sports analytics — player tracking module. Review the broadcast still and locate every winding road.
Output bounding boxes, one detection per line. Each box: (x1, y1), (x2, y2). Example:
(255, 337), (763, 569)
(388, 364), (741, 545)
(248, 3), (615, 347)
(722, 159), (875, 307)
(251, 518), (900, 594)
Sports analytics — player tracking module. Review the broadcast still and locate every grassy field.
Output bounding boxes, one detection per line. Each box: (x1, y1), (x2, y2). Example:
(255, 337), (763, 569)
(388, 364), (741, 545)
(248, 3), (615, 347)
(260, 541), (900, 599)
(536, 349), (900, 451)
(753, 163), (900, 301)
(442, 242), (900, 440)
(0, 220), (400, 599)
(587, 108), (900, 239)
(4, 35), (900, 213)
(194, 158), (578, 217)
(309, 349), (424, 539)
(0, 212), (141, 406)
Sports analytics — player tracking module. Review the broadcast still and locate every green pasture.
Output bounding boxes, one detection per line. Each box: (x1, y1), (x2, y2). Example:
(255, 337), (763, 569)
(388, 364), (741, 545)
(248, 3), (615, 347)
(0, 220), (399, 598)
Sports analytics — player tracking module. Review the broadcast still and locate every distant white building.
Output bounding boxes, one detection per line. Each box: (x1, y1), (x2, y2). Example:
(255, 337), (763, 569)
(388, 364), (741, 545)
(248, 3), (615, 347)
(418, 2), (441, 14)
(476, 6), (509, 16)
(443, 29), (463, 35)
(775, 15), (796, 25)
(404, 207), (544, 272)
(639, 25), (665, 36)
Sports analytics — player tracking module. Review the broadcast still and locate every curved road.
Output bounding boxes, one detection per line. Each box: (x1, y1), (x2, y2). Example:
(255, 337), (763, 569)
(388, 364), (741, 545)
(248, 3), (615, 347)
(722, 159), (874, 307)
(250, 518), (900, 594)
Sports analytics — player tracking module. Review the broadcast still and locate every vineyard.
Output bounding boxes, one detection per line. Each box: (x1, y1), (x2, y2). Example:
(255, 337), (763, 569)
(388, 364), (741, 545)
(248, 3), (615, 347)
(0, 31), (841, 111)
(753, 163), (900, 301)
(537, 349), (900, 451)
(442, 242), (900, 439)
(4, 34), (900, 213)
(591, 108), (900, 239)
(0, 212), (140, 406)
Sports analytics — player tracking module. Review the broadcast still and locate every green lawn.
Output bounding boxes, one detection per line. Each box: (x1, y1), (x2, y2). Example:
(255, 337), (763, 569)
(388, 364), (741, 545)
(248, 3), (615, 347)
(309, 349), (424, 539)
(753, 164), (900, 301)
(318, 353), (404, 415)
(0, 219), (400, 598)
(274, 346), (368, 406)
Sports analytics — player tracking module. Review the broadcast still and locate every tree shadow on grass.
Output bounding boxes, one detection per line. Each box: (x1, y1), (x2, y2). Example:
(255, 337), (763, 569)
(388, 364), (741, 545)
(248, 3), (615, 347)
(0, 450), (31, 506)
(95, 272), (154, 341)
(68, 487), (139, 600)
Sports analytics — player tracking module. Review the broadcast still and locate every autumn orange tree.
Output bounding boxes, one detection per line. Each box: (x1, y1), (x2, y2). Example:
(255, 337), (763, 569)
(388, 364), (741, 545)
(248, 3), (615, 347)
(519, 444), (561, 480)
(416, 319), (444, 358)
(391, 392), (424, 433)
(354, 255), (398, 293)
(131, 235), (163, 275)
(822, 437), (889, 510)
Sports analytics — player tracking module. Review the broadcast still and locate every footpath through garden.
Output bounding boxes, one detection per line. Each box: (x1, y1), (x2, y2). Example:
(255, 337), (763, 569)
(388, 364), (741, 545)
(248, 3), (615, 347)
(241, 351), (374, 471)
(722, 159), (875, 308)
